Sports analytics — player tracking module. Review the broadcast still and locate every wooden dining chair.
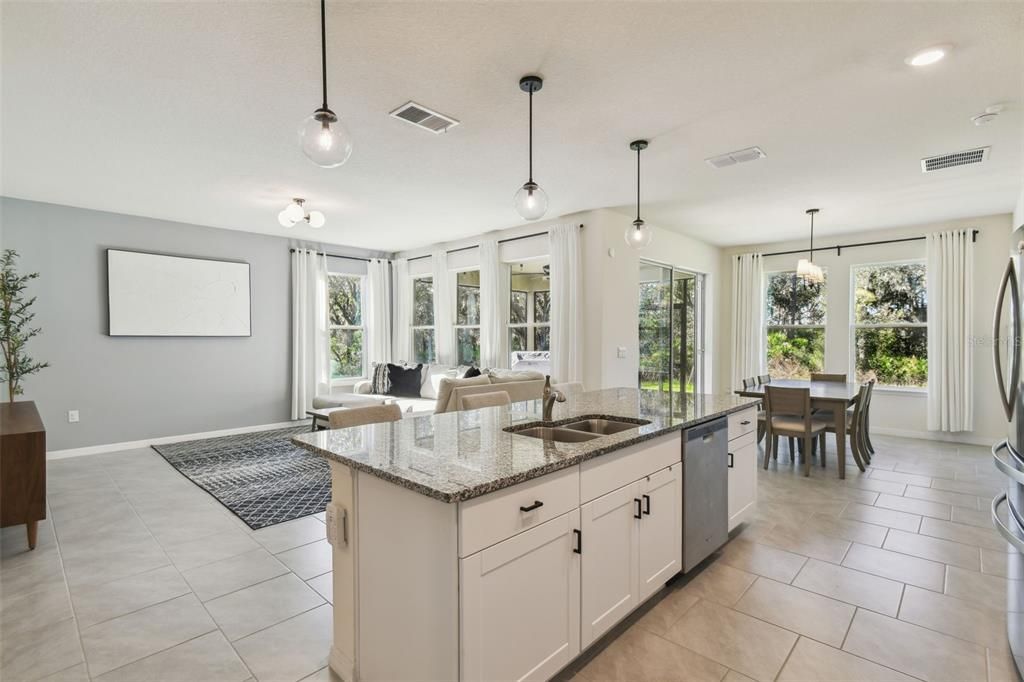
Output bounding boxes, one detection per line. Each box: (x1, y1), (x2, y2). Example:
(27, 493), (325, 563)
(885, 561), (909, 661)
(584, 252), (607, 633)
(824, 383), (870, 473)
(764, 386), (829, 476)
(809, 373), (847, 462)
(861, 380), (876, 463)
(460, 391), (512, 411)
(329, 403), (403, 429)
(810, 373), (847, 382)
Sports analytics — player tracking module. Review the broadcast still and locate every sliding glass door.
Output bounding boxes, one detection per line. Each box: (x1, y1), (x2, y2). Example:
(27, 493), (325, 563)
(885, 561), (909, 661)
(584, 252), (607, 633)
(638, 262), (704, 406)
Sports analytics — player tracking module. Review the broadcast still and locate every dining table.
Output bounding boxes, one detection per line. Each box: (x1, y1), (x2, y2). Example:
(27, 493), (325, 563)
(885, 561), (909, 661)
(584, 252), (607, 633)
(735, 379), (864, 479)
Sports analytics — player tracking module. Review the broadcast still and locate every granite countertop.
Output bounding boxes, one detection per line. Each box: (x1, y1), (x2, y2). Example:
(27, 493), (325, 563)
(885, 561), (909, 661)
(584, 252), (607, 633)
(291, 387), (759, 503)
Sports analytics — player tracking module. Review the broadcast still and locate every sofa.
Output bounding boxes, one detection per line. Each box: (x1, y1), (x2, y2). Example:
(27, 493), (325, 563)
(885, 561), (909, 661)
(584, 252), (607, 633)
(312, 366), (548, 417)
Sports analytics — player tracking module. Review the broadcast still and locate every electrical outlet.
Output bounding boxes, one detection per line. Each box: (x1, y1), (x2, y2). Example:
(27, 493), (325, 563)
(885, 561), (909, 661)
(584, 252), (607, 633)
(325, 502), (347, 547)
(67, 410), (80, 423)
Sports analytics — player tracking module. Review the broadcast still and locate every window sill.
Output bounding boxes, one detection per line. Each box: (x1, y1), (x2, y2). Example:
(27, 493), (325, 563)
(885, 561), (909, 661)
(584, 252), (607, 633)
(331, 378), (367, 389)
(872, 386), (927, 396)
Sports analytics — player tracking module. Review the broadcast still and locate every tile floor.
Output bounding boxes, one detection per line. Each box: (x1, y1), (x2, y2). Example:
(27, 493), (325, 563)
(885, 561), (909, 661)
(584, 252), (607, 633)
(0, 434), (1016, 682)
(565, 434), (1016, 682)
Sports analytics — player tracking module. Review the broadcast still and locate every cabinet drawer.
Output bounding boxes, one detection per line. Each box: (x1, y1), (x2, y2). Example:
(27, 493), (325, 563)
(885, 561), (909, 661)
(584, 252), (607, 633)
(729, 430), (757, 454)
(459, 466), (580, 557)
(580, 433), (680, 503)
(728, 407), (758, 441)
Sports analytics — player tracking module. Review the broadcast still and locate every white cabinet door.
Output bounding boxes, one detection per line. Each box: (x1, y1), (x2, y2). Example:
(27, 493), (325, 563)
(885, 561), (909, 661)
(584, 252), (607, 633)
(728, 435), (758, 531)
(461, 510), (581, 682)
(636, 463), (682, 601)
(580, 481), (640, 649)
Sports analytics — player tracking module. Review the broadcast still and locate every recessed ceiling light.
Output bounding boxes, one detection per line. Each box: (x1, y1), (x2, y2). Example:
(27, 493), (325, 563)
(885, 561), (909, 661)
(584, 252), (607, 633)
(905, 44), (952, 67)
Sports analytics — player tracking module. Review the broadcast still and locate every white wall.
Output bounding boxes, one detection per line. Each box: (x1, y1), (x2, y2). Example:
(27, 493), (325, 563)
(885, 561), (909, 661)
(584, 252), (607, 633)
(395, 208), (725, 394)
(719, 213), (1012, 445)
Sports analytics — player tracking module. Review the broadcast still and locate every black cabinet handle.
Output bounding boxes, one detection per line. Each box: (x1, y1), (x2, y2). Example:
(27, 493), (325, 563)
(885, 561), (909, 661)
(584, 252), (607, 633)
(573, 529), (582, 554)
(520, 500), (544, 512)
(728, 452), (734, 468)
(740, 420), (751, 426)
(634, 498), (643, 519)
(642, 494), (651, 515)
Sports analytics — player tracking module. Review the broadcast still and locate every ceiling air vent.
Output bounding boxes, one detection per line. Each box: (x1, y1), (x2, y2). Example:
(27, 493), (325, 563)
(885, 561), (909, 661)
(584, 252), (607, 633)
(705, 146), (766, 169)
(921, 147), (990, 173)
(389, 101), (460, 134)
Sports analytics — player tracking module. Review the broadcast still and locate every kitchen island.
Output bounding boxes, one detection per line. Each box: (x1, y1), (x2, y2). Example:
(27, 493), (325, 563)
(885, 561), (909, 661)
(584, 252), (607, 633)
(292, 387), (758, 682)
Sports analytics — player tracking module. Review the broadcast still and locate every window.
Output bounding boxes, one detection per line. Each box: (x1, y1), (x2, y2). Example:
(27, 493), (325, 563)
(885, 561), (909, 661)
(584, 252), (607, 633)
(509, 262), (551, 360)
(852, 262), (927, 388)
(456, 270), (481, 366)
(765, 271), (826, 379)
(328, 274), (365, 380)
(411, 277), (435, 363)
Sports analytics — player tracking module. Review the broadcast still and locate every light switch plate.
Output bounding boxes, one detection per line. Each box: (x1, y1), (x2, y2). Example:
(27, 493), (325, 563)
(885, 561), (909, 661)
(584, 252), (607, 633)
(67, 410), (80, 423)
(617, 347), (627, 359)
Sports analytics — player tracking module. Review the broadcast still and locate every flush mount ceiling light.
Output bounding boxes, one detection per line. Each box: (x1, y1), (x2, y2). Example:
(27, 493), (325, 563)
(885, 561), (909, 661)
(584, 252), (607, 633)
(513, 75), (548, 221)
(905, 44), (952, 67)
(298, 0), (353, 168)
(796, 208), (824, 284)
(278, 198), (326, 228)
(624, 140), (653, 249)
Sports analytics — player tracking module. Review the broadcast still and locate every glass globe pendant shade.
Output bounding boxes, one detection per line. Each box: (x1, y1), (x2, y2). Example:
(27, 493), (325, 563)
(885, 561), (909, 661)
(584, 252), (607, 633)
(624, 219), (653, 249)
(283, 201), (305, 223)
(299, 108), (353, 168)
(278, 210), (296, 228)
(306, 210), (326, 228)
(513, 181), (548, 221)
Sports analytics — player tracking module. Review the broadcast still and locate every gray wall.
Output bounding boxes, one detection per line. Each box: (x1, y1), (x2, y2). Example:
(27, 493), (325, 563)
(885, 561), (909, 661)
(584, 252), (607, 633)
(1, 198), (304, 451)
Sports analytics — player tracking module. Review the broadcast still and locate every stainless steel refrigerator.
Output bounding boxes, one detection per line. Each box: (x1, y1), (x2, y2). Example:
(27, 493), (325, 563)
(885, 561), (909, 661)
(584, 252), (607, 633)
(991, 223), (1024, 679)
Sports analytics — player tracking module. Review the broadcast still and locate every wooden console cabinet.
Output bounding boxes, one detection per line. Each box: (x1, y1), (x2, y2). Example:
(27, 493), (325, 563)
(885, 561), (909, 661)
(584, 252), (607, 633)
(0, 401), (47, 549)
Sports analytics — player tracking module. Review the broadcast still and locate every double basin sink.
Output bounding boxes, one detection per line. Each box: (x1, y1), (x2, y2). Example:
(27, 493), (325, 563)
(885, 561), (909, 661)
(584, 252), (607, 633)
(506, 417), (651, 443)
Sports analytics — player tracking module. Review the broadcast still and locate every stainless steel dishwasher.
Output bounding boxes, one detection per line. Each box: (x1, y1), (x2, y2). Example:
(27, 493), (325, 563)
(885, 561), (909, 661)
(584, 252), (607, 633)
(682, 416), (729, 572)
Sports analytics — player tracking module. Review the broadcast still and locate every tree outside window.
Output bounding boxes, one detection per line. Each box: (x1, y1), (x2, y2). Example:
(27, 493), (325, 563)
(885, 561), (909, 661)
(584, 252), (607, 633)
(853, 262), (927, 387)
(412, 277), (435, 363)
(508, 264), (551, 358)
(456, 270), (481, 366)
(328, 274), (364, 379)
(765, 271), (826, 379)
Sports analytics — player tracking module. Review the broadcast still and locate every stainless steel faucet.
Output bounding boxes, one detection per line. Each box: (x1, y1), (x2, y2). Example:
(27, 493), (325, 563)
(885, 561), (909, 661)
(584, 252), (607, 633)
(542, 375), (566, 422)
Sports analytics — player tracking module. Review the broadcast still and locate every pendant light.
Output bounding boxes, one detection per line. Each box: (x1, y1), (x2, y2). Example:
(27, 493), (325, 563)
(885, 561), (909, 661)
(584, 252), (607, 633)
(796, 208), (825, 284)
(298, 0), (352, 168)
(513, 75), (548, 221)
(624, 139), (652, 249)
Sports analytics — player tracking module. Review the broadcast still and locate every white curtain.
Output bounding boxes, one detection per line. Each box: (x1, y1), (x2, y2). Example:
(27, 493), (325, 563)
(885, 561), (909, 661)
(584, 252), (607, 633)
(432, 250), (454, 366)
(549, 224), (582, 383)
(366, 258), (392, 367)
(291, 249), (330, 419)
(392, 258), (412, 364)
(479, 238), (510, 369)
(731, 253), (765, 390)
(927, 230), (974, 432)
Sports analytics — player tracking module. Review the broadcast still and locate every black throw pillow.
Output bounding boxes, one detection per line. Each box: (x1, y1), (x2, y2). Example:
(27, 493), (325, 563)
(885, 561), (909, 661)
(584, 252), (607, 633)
(463, 366), (482, 379)
(387, 363), (423, 397)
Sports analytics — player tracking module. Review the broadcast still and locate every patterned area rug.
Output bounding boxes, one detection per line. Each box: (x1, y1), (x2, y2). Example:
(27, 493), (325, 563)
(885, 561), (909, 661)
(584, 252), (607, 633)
(152, 425), (329, 529)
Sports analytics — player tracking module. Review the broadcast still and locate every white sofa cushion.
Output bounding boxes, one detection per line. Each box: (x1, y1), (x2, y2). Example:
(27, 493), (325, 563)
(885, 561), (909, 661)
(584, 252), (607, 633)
(312, 393), (387, 409)
(421, 365), (458, 400)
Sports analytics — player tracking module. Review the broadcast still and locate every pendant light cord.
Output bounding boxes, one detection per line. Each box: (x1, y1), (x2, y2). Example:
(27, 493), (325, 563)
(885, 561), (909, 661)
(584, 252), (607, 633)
(635, 146), (642, 222)
(528, 89), (533, 182)
(808, 211), (814, 261)
(320, 0), (328, 110)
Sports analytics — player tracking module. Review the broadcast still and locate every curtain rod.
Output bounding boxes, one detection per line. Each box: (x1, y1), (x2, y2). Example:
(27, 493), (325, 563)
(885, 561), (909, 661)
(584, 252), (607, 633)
(406, 224), (585, 262)
(289, 248), (373, 263)
(752, 229), (979, 259)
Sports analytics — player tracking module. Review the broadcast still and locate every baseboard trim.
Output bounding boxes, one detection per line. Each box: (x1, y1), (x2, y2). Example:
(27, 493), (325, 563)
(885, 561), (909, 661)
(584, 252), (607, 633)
(46, 420), (306, 460)
(871, 426), (997, 447)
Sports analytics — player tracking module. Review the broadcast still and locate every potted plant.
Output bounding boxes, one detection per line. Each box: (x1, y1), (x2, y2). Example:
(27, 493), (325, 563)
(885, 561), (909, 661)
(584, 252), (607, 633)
(1, 250), (48, 402)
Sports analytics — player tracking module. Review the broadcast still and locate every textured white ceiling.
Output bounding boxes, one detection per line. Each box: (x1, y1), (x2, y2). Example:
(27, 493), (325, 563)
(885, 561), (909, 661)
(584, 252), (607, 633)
(2, 1), (1021, 251)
